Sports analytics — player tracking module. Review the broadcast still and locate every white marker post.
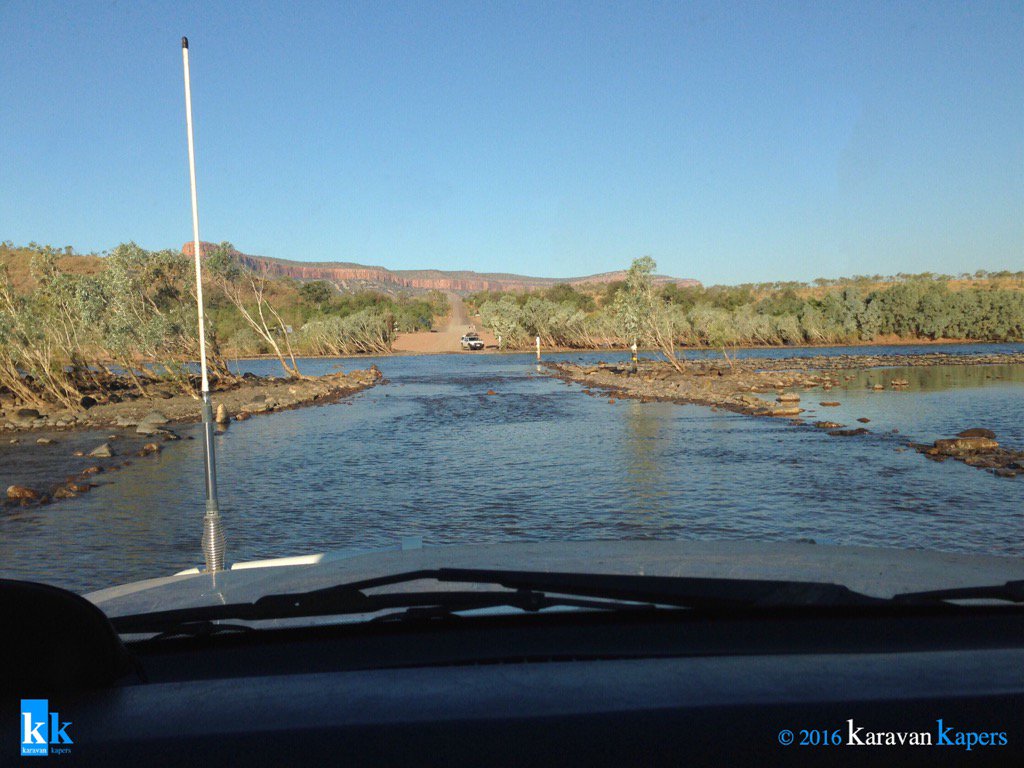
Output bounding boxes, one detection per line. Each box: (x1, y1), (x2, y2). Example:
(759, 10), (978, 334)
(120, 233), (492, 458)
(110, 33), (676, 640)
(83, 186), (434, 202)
(536, 335), (541, 361)
(182, 36), (225, 573)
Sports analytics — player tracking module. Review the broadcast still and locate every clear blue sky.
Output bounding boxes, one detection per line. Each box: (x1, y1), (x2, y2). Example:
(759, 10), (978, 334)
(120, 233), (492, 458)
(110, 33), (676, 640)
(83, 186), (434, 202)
(1, 1), (1021, 285)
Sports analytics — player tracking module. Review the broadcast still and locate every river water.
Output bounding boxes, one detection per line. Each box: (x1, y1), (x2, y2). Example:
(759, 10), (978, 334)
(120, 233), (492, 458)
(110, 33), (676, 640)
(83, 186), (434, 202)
(2, 344), (1023, 593)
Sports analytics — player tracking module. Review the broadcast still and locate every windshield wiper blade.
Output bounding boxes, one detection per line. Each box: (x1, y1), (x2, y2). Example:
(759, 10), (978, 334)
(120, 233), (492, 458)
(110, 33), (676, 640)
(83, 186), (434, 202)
(369, 593), (658, 625)
(148, 621), (256, 642)
(110, 567), (888, 635)
(433, 568), (886, 609)
(893, 580), (1024, 604)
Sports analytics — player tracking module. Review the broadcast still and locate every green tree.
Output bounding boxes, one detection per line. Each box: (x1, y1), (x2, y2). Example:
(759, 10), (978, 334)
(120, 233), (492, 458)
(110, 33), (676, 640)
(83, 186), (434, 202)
(688, 305), (739, 365)
(299, 280), (334, 309)
(613, 256), (688, 371)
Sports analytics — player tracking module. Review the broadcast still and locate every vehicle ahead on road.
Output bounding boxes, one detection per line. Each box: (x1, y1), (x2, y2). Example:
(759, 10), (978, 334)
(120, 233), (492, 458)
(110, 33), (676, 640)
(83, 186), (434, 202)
(460, 333), (485, 350)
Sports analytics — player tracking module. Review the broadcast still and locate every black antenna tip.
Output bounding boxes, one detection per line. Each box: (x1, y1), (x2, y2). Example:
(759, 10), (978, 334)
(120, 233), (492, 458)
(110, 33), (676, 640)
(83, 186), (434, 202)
(182, 37), (189, 49)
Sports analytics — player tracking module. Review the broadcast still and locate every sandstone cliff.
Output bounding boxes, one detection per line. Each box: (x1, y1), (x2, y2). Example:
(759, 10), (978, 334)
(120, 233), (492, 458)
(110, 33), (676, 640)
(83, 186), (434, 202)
(182, 242), (701, 292)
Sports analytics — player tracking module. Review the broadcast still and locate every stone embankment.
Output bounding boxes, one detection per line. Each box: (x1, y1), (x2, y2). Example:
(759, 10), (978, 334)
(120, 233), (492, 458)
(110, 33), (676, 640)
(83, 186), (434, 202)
(3, 367), (382, 506)
(543, 354), (1023, 479)
(2, 367), (382, 434)
(543, 358), (837, 416)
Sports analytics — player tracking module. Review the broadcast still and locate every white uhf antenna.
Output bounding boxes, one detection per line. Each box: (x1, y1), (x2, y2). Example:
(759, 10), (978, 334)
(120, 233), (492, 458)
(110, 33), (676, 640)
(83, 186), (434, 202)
(182, 36), (226, 573)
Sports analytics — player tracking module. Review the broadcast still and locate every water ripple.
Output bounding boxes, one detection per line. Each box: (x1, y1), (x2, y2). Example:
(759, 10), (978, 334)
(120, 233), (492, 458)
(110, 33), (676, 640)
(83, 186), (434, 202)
(1, 346), (1023, 592)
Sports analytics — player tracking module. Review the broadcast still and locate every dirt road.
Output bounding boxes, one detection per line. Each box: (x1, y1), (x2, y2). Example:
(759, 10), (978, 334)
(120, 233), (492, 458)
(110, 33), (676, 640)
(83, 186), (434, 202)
(392, 294), (496, 354)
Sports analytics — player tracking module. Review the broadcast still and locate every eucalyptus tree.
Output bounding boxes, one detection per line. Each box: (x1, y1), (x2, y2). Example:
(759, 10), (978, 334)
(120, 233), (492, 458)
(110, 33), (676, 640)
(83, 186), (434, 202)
(206, 242), (303, 378)
(687, 305), (739, 366)
(98, 243), (203, 395)
(479, 295), (526, 349)
(612, 257), (693, 371)
(611, 257), (654, 350)
(0, 268), (83, 408)
(300, 309), (394, 356)
(29, 252), (108, 390)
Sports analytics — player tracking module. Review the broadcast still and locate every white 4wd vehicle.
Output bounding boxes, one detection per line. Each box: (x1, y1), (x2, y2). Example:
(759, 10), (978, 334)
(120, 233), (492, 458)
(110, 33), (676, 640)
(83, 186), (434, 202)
(460, 333), (484, 350)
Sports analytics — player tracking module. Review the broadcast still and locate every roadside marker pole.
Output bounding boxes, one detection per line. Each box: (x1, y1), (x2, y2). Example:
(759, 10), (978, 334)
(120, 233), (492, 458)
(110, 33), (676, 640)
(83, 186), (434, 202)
(631, 341), (638, 373)
(536, 336), (541, 361)
(183, 36), (225, 573)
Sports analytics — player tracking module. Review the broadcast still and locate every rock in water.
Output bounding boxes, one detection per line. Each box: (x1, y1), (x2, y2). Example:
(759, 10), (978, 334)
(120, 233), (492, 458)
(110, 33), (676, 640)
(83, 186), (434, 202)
(11, 408), (40, 426)
(819, 401), (840, 407)
(764, 405), (802, 417)
(933, 437), (999, 455)
(957, 427), (996, 439)
(139, 410), (170, 426)
(241, 398), (271, 413)
(776, 392), (800, 402)
(7, 485), (41, 501)
(215, 403), (230, 424)
(829, 428), (870, 437)
(736, 394), (767, 408)
(88, 442), (114, 458)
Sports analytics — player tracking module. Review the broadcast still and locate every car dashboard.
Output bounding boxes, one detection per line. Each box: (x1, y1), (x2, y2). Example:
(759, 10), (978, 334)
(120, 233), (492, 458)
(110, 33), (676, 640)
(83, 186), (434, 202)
(4, 594), (1023, 766)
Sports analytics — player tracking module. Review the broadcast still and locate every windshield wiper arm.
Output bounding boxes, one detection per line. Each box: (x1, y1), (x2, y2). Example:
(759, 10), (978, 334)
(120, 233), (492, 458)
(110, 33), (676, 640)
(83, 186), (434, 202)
(110, 567), (888, 635)
(893, 580), (1024, 604)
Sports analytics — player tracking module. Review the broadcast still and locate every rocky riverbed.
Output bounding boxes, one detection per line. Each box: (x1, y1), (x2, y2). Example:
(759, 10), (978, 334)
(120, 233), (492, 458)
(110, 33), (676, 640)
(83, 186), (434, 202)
(542, 353), (1024, 479)
(3, 367), (382, 507)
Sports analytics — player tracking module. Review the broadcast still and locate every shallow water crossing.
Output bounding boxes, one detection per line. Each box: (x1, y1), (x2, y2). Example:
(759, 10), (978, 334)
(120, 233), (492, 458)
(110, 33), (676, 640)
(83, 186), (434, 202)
(1, 344), (1022, 593)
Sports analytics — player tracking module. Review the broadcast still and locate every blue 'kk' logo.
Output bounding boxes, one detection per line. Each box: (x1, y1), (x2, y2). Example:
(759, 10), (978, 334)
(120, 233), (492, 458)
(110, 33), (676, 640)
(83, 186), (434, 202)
(20, 699), (72, 757)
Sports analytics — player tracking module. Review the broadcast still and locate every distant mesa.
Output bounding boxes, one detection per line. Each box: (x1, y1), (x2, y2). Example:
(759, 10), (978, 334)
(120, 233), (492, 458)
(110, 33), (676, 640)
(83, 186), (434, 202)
(182, 241), (700, 293)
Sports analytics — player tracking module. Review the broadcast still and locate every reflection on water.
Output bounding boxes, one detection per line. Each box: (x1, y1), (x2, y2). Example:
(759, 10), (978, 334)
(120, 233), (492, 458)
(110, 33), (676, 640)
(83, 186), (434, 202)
(843, 363), (1024, 393)
(623, 400), (671, 510)
(1, 343), (1022, 593)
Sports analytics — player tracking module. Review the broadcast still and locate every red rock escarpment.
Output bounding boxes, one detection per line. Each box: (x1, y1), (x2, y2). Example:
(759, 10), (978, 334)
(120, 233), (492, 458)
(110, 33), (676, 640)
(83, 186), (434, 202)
(182, 242), (701, 292)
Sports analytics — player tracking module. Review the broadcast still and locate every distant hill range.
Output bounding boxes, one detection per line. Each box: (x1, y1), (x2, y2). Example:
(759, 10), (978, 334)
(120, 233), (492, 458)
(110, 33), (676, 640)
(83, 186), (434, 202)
(182, 242), (700, 294)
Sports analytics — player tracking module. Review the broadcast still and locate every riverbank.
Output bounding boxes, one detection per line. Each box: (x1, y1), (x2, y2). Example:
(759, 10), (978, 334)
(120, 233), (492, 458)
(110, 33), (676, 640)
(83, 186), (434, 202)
(542, 352), (1024, 478)
(223, 334), (1018, 361)
(2, 367), (382, 507)
(1, 367), (382, 434)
